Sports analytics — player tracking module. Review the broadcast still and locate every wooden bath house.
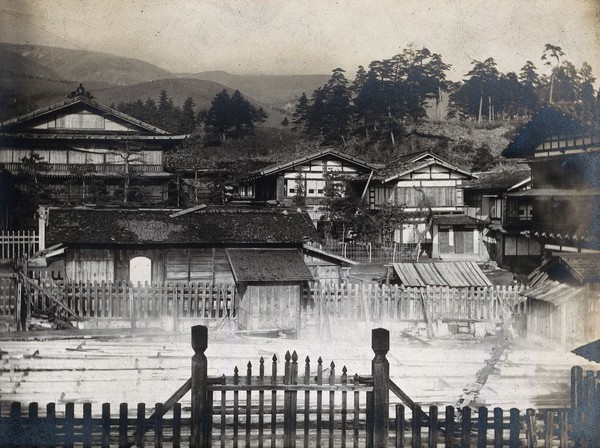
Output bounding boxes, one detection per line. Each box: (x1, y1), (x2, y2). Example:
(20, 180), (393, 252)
(39, 205), (320, 334)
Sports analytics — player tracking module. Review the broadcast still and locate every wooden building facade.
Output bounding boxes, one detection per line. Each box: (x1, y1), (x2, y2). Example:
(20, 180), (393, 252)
(463, 169), (541, 272)
(0, 85), (186, 207)
(40, 206), (321, 334)
(369, 151), (485, 260)
(236, 149), (379, 222)
(502, 106), (600, 255)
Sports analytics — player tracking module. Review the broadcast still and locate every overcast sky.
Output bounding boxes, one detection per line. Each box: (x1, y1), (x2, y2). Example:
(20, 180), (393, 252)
(1, 0), (599, 81)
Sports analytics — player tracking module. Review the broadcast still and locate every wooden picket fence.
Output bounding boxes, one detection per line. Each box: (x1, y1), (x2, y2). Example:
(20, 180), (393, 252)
(10, 279), (526, 330)
(1, 326), (598, 447)
(305, 283), (524, 323)
(27, 280), (236, 323)
(2, 401), (597, 447)
(0, 230), (39, 260)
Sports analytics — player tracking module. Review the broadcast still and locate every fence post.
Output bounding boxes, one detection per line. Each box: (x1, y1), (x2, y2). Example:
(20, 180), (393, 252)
(372, 328), (390, 447)
(191, 325), (209, 448)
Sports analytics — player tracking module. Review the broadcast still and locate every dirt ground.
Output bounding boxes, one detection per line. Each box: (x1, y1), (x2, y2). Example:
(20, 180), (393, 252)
(0, 325), (596, 414)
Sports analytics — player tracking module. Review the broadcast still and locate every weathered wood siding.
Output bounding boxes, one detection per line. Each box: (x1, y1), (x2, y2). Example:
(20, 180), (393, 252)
(165, 248), (234, 283)
(66, 249), (115, 283)
(526, 289), (600, 347)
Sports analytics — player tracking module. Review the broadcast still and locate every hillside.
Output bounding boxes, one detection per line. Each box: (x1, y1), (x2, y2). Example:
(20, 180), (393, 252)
(0, 43), (171, 86)
(178, 71), (330, 108)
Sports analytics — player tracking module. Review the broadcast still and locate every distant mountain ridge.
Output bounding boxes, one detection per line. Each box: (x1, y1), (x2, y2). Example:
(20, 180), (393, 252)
(179, 70), (330, 107)
(0, 43), (329, 111)
(0, 43), (171, 86)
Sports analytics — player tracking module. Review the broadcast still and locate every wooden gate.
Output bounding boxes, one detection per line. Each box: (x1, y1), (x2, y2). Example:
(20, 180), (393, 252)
(190, 326), (390, 447)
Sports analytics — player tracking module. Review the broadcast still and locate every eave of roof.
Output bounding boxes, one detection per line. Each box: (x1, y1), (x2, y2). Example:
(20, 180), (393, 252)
(505, 188), (600, 197)
(432, 214), (484, 226)
(0, 133), (188, 141)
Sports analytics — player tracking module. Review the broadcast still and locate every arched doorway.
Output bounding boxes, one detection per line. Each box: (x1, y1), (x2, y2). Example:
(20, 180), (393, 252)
(129, 256), (152, 285)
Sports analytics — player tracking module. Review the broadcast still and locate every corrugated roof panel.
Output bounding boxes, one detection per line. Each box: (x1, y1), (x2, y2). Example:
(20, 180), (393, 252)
(433, 262), (461, 287)
(392, 262), (492, 288)
(448, 262), (473, 287)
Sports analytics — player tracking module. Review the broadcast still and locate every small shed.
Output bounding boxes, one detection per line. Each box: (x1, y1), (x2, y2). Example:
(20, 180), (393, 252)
(522, 253), (600, 347)
(226, 249), (313, 335)
(391, 261), (492, 288)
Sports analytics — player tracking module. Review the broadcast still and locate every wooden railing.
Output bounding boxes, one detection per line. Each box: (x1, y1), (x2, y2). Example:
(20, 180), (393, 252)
(0, 230), (39, 260)
(0, 162), (164, 174)
(1, 327), (598, 447)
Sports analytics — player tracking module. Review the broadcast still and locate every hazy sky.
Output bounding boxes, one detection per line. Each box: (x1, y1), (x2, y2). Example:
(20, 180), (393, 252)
(1, 0), (599, 80)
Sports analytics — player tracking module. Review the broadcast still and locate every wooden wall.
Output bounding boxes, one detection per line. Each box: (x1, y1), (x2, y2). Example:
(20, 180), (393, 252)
(64, 247), (248, 285)
(66, 249), (115, 283)
(526, 288), (600, 347)
(165, 248), (234, 283)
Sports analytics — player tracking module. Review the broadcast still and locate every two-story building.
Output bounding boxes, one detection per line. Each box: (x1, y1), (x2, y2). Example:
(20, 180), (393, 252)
(0, 85), (186, 206)
(368, 150), (484, 260)
(236, 148), (381, 222)
(502, 106), (600, 255)
(463, 168), (539, 270)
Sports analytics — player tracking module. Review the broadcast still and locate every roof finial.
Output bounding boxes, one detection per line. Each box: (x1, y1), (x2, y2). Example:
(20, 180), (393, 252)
(67, 83), (94, 99)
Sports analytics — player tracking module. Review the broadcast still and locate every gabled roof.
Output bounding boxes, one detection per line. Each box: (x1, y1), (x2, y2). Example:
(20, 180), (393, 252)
(502, 106), (595, 159)
(381, 150), (476, 183)
(391, 261), (492, 287)
(244, 148), (379, 181)
(226, 249), (313, 282)
(45, 206), (319, 246)
(0, 95), (171, 136)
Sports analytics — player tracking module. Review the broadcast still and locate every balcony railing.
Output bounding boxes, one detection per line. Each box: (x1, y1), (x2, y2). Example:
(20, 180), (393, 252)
(1, 162), (165, 174)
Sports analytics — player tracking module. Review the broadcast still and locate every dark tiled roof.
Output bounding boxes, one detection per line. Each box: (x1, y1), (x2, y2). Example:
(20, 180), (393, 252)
(432, 215), (484, 226)
(557, 253), (600, 283)
(503, 106), (594, 158)
(227, 249), (313, 282)
(463, 168), (531, 191)
(46, 206), (319, 246)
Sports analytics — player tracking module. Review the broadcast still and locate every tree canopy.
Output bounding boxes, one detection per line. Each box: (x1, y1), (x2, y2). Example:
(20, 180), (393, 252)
(204, 89), (267, 143)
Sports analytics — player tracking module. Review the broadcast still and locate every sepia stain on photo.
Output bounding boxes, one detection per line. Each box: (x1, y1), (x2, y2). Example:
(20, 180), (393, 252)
(0, 0), (599, 446)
